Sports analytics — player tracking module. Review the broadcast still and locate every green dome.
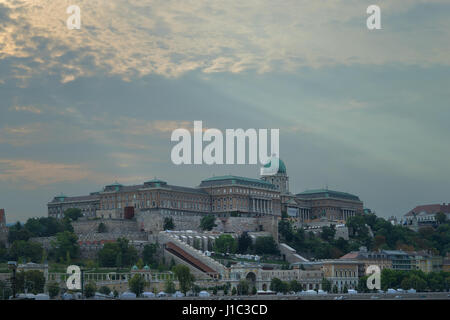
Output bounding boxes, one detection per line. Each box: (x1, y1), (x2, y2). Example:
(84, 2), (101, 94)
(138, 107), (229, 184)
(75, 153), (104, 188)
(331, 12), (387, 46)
(263, 158), (286, 174)
(131, 265), (138, 270)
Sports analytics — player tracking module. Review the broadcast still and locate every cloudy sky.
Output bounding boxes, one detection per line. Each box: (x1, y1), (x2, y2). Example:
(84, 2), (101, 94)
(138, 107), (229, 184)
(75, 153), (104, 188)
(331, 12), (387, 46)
(0, 0), (449, 222)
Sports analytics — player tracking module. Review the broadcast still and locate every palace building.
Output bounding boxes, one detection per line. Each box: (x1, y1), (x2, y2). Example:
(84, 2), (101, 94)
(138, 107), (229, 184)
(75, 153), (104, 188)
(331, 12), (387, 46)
(48, 159), (364, 223)
(48, 193), (100, 219)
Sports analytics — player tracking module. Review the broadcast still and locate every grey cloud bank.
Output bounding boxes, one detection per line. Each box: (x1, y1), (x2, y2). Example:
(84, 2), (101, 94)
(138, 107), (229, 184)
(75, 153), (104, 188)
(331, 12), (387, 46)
(0, 1), (449, 222)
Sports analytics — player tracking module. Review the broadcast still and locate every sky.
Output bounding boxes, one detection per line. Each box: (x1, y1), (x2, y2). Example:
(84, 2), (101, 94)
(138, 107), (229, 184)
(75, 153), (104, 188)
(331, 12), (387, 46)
(0, 0), (449, 222)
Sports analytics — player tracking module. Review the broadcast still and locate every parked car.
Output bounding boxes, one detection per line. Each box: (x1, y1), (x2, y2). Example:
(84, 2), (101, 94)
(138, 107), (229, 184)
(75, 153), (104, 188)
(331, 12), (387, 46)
(62, 293), (74, 300)
(94, 292), (109, 300)
(199, 291), (210, 297)
(142, 292), (155, 298)
(304, 290), (317, 295)
(120, 292), (137, 300)
(173, 291), (184, 298)
(347, 289), (358, 295)
(157, 291), (168, 297)
(387, 288), (397, 294)
(34, 294), (50, 300)
(16, 293), (36, 300)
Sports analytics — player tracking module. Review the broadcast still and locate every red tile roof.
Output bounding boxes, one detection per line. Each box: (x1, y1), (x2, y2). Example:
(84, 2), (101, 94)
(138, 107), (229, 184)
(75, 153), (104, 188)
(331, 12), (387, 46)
(405, 204), (450, 216)
(340, 252), (359, 259)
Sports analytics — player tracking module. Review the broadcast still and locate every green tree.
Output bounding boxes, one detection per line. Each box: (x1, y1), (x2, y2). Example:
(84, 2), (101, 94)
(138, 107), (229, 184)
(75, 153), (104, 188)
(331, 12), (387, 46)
(270, 278), (287, 293)
(436, 212), (447, 224)
(251, 285), (257, 295)
(231, 287), (237, 295)
(321, 226), (336, 242)
(84, 281), (97, 298)
(129, 274), (147, 297)
(214, 234), (238, 254)
(99, 243), (120, 267)
(237, 279), (249, 295)
(381, 268), (399, 290)
(16, 270), (45, 294)
(97, 222), (107, 233)
(200, 215), (217, 231)
(321, 278), (332, 292)
(170, 258), (176, 269)
(24, 217), (66, 237)
(165, 279), (176, 294)
(115, 252), (123, 269)
(357, 276), (369, 293)
(64, 208), (83, 221)
(98, 238), (138, 268)
(254, 236), (279, 255)
(401, 274), (427, 291)
(278, 220), (295, 242)
(237, 232), (253, 254)
(50, 231), (79, 262)
(173, 265), (195, 294)
(343, 285), (348, 293)
(8, 222), (32, 243)
(48, 282), (60, 299)
(117, 238), (138, 267)
(223, 283), (230, 295)
(8, 240), (43, 263)
(289, 280), (301, 292)
(142, 243), (158, 267)
(0, 242), (7, 262)
(137, 258), (144, 269)
(346, 215), (370, 240)
(99, 286), (111, 295)
(163, 217), (175, 230)
(426, 272), (445, 292)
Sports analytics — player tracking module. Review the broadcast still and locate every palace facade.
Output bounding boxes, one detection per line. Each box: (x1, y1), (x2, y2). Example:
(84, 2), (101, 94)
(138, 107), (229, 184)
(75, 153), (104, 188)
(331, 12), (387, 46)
(48, 159), (364, 223)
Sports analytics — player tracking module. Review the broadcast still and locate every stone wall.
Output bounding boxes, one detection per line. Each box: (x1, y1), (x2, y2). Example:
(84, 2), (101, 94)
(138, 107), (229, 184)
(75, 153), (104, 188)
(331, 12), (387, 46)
(72, 219), (140, 234)
(137, 211), (279, 239)
(136, 211), (202, 234)
(334, 226), (349, 240)
(77, 232), (148, 242)
(29, 236), (55, 250)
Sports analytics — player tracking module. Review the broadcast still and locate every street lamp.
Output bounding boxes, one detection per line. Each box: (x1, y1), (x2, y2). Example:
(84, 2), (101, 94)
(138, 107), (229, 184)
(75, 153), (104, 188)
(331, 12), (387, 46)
(7, 261), (17, 299)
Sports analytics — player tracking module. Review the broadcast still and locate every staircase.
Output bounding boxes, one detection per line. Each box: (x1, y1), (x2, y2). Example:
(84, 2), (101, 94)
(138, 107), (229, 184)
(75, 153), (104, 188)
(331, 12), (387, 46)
(160, 232), (227, 275)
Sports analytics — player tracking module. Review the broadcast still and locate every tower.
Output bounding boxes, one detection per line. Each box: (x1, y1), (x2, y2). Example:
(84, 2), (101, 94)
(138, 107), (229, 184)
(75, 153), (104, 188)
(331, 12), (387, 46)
(0, 209), (5, 227)
(261, 158), (289, 194)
